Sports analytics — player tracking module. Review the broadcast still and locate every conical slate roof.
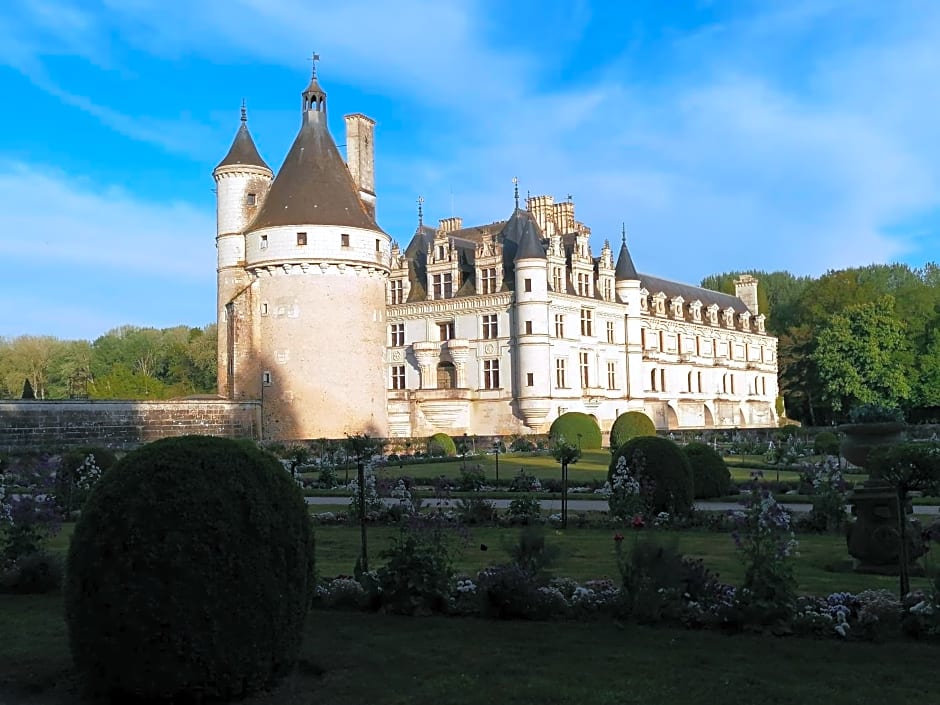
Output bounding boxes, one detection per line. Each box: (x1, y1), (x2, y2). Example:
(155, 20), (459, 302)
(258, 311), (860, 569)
(216, 119), (269, 171)
(514, 213), (547, 261)
(615, 238), (638, 280)
(248, 112), (382, 233)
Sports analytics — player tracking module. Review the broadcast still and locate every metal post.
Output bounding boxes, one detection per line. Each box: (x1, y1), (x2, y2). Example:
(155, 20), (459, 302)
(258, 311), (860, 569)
(358, 456), (368, 573)
(494, 442), (500, 489)
(562, 459), (568, 529)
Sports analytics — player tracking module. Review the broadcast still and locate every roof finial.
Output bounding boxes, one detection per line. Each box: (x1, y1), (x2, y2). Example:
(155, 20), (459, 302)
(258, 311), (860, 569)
(240, 98), (247, 123)
(621, 222), (627, 246)
(417, 195), (424, 228)
(512, 176), (519, 210)
(310, 51), (320, 79)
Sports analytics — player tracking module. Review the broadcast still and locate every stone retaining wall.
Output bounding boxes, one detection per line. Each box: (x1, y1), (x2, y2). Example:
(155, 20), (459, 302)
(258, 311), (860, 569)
(0, 400), (260, 452)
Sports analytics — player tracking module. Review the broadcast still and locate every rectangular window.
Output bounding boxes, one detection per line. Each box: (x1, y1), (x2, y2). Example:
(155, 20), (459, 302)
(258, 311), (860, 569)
(555, 358), (567, 388)
(482, 314), (498, 339)
(389, 280), (404, 304)
(577, 272), (590, 296)
(526, 372), (534, 387)
(554, 313), (564, 338)
(341, 233), (350, 247)
(524, 278), (532, 293)
(375, 239), (381, 252)
(260, 234), (268, 249)
(483, 359), (500, 389)
(580, 308), (593, 336)
(524, 320), (533, 335)
(246, 193), (257, 206)
(296, 232), (307, 246)
(580, 351), (590, 388)
(481, 267), (498, 294)
(438, 321), (455, 341)
(432, 273), (453, 299)
(262, 371), (272, 386)
(603, 279), (612, 301)
(390, 323), (405, 347)
(552, 267), (563, 292)
(606, 320), (615, 344)
(390, 366), (406, 390)
(260, 302), (269, 316)
(607, 361), (616, 390)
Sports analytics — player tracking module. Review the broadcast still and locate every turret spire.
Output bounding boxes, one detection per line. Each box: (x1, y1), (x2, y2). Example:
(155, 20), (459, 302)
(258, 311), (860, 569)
(240, 98), (247, 123)
(302, 53), (327, 116)
(417, 195), (424, 228)
(621, 222), (626, 246)
(512, 176), (519, 210)
(215, 102), (270, 172)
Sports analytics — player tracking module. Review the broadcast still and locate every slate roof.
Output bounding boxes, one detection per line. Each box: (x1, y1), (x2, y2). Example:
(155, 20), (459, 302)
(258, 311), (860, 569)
(216, 121), (270, 171)
(614, 239), (638, 280)
(248, 111), (382, 233)
(638, 273), (749, 313)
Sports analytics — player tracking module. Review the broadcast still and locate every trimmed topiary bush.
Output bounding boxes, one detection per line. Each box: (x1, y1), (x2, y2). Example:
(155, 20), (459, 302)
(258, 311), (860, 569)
(609, 437), (694, 515)
(813, 431), (840, 456)
(428, 433), (457, 457)
(682, 442), (731, 499)
(609, 412), (656, 449)
(65, 435), (315, 701)
(549, 412), (602, 450)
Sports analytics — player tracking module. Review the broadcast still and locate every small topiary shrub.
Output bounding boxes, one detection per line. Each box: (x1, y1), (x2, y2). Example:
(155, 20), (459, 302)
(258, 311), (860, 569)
(65, 435), (315, 702)
(682, 442), (731, 499)
(428, 433), (457, 457)
(609, 412), (656, 449)
(609, 437), (694, 516)
(813, 431), (840, 456)
(549, 412), (601, 450)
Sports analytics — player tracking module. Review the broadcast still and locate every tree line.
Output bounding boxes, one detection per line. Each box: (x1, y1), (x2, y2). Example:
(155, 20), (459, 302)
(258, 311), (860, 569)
(0, 324), (217, 400)
(702, 263), (940, 425)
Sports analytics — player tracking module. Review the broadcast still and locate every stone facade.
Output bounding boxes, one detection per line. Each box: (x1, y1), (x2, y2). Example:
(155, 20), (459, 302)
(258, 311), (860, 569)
(214, 67), (780, 441)
(0, 400), (259, 452)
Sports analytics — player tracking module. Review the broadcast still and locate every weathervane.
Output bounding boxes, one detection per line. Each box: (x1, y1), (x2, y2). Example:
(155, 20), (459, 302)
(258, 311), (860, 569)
(310, 52), (320, 79)
(240, 98), (247, 123)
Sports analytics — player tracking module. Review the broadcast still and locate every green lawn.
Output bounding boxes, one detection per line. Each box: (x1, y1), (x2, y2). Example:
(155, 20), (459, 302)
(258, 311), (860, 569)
(3, 596), (939, 705)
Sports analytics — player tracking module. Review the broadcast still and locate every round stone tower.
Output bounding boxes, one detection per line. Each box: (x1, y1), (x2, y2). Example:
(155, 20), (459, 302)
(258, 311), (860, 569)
(511, 210), (553, 430)
(239, 66), (391, 439)
(213, 104), (273, 399)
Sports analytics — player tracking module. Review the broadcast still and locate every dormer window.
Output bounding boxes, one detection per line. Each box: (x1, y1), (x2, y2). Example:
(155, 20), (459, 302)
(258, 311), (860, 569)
(639, 289), (649, 313)
(690, 300), (703, 323)
(671, 297), (685, 320)
(437, 245), (445, 260)
(707, 304), (719, 326)
(246, 193), (257, 206)
(723, 307), (736, 328)
(652, 292), (667, 317)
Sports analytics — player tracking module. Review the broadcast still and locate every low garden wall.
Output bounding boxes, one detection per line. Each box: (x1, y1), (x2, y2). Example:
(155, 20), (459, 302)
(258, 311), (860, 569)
(0, 399), (259, 452)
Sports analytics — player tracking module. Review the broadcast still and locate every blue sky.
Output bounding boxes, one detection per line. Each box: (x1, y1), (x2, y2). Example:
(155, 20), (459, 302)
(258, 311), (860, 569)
(1, 0), (938, 340)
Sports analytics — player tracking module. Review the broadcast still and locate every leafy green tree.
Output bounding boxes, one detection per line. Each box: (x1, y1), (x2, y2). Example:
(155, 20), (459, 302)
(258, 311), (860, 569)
(812, 296), (913, 415)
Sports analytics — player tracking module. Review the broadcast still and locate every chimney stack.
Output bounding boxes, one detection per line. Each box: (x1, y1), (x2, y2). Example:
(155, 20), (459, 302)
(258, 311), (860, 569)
(344, 113), (376, 219)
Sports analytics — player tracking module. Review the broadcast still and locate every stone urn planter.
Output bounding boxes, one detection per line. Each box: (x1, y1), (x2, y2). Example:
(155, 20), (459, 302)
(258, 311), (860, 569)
(838, 421), (906, 469)
(839, 421), (925, 573)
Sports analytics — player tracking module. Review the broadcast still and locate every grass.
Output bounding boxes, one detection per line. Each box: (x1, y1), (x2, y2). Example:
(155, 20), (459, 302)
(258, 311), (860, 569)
(3, 596), (940, 705)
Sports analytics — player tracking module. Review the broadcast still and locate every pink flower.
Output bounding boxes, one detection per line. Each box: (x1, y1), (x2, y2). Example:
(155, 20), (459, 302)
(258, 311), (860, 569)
(613, 532), (624, 543)
(631, 515), (645, 529)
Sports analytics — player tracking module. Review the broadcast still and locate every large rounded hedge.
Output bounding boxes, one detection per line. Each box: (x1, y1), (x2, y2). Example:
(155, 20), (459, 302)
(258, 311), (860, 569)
(682, 442), (731, 499)
(609, 436), (694, 515)
(428, 432), (457, 457)
(549, 412), (602, 450)
(65, 435), (315, 701)
(609, 412), (656, 450)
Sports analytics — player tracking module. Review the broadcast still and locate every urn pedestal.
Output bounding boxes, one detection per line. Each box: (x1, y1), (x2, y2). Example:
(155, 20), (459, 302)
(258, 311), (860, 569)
(840, 422), (924, 573)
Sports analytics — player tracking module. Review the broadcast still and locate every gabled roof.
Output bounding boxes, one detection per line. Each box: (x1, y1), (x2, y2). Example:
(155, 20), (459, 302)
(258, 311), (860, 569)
(216, 120), (270, 171)
(248, 112), (382, 233)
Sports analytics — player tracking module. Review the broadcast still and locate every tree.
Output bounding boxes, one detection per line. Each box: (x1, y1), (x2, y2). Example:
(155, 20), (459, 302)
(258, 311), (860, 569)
(551, 439), (581, 529)
(812, 296), (913, 415)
